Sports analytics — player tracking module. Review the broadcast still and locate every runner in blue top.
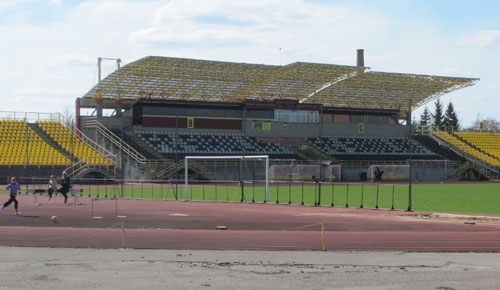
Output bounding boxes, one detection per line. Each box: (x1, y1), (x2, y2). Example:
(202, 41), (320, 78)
(1, 177), (21, 215)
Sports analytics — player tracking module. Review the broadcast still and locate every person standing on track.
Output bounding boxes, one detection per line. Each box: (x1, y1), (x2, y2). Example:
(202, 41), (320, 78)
(1, 177), (21, 215)
(48, 175), (57, 201)
(57, 171), (71, 204)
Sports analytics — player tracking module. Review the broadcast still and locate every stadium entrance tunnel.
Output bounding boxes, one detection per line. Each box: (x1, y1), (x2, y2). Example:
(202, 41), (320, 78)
(75, 169), (118, 184)
(462, 168), (490, 181)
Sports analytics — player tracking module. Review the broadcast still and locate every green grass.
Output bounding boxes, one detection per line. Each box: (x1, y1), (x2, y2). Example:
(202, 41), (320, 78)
(2, 182), (500, 215)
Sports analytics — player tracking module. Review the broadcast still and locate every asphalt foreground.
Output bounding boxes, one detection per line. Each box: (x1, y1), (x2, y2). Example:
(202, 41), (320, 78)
(2, 247), (500, 290)
(3, 196), (500, 289)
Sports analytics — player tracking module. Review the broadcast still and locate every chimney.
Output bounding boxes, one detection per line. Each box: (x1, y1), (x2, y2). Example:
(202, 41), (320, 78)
(356, 49), (364, 67)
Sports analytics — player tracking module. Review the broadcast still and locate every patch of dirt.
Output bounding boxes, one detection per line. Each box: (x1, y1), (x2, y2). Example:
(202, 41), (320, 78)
(407, 213), (500, 223)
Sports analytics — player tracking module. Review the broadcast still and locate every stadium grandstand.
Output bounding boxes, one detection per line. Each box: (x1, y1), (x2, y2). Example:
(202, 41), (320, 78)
(3, 50), (497, 183)
(0, 112), (116, 181)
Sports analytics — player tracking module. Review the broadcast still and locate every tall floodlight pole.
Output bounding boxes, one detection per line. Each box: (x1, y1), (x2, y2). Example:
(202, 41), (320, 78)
(98, 57), (121, 83)
(98, 57), (102, 82)
(407, 99), (413, 211)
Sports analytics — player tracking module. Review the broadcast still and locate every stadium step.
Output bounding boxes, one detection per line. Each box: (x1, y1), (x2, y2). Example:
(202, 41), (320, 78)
(125, 130), (165, 160)
(285, 143), (336, 164)
(27, 123), (79, 163)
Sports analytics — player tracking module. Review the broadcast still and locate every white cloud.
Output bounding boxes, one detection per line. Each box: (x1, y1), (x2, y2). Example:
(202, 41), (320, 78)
(0, 0), (497, 126)
(0, 0), (35, 12)
(45, 54), (95, 69)
(11, 86), (75, 96)
(459, 30), (500, 48)
(130, 0), (389, 64)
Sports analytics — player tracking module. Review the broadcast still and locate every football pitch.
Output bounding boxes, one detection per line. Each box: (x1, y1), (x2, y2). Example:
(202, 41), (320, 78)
(2, 182), (500, 215)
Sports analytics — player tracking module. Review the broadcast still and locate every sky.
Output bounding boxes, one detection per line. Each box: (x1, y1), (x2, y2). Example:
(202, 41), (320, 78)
(0, 0), (499, 127)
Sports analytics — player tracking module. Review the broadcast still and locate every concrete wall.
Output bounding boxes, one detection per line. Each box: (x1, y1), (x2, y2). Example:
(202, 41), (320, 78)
(0, 166), (67, 183)
(244, 120), (408, 138)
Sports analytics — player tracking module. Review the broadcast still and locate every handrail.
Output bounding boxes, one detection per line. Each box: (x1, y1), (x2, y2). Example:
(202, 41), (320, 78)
(64, 159), (87, 176)
(72, 125), (117, 164)
(64, 157), (121, 178)
(84, 118), (147, 163)
(157, 160), (184, 178)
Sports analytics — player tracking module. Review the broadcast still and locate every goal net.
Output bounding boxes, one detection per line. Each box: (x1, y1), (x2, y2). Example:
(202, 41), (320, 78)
(184, 155), (269, 202)
(269, 164), (341, 181)
(367, 165), (410, 181)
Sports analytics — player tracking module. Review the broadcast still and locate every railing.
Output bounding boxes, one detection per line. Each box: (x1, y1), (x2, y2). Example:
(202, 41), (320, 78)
(302, 143), (337, 163)
(84, 118), (147, 164)
(453, 161), (497, 180)
(64, 159), (87, 176)
(72, 126), (117, 165)
(157, 160), (184, 179)
(0, 111), (62, 122)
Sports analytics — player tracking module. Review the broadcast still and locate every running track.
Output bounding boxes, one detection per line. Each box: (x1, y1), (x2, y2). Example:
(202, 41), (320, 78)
(1, 195), (500, 251)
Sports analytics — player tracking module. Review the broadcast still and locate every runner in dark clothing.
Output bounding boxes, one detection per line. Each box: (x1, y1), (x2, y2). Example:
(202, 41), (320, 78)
(58, 171), (71, 204)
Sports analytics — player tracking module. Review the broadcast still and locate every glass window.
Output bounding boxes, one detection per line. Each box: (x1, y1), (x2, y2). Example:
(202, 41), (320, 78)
(275, 109), (318, 123)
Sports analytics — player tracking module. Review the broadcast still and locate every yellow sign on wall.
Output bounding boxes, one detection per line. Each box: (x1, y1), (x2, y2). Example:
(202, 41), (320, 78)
(358, 123), (365, 133)
(187, 117), (194, 128)
(253, 121), (271, 131)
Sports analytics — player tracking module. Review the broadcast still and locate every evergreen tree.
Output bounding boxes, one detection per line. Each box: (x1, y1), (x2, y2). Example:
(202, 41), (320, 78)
(412, 117), (419, 134)
(419, 106), (431, 127)
(443, 102), (459, 131)
(432, 99), (444, 128)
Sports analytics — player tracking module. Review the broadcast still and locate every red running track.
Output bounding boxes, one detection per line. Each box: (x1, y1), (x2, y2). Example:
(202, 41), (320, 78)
(1, 195), (499, 251)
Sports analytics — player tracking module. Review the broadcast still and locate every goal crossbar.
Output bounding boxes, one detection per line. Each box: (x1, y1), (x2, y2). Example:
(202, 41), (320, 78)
(184, 155), (269, 201)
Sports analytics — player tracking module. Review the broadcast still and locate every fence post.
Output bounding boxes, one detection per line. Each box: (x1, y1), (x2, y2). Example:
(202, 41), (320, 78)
(252, 181), (255, 203)
(276, 182), (280, 204)
(391, 184), (395, 210)
(288, 181), (291, 205)
(345, 183), (349, 208)
(330, 183), (335, 207)
(95, 177), (99, 197)
(301, 182), (304, 205)
(360, 184), (364, 208)
(215, 182), (218, 202)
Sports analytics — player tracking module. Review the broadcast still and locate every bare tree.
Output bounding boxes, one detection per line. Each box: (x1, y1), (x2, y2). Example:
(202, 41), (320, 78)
(62, 106), (74, 129)
(468, 116), (500, 132)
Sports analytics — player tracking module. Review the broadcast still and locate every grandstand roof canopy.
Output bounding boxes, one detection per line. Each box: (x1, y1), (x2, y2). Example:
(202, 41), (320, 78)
(81, 56), (478, 112)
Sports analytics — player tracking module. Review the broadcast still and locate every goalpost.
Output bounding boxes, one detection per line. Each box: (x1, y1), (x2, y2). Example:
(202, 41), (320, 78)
(185, 155), (270, 202)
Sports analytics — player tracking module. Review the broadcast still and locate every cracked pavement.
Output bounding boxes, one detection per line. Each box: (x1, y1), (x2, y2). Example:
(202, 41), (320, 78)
(1, 247), (500, 289)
